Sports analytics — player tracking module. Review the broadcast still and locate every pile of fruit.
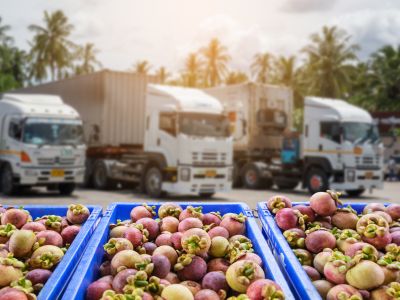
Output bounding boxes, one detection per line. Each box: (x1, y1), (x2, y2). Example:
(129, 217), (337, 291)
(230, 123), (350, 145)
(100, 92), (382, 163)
(86, 203), (285, 300)
(267, 191), (400, 300)
(0, 204), (90, 299)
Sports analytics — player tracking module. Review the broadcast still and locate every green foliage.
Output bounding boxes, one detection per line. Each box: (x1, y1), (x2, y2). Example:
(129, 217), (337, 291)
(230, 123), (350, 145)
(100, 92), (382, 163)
(201, 38), (230, 87)
(349, 45), (400, 111)
(225, 71), (248, 85)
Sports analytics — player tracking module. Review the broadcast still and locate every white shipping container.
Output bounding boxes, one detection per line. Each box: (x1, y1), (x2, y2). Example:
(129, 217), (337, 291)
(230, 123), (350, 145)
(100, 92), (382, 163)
(12, 70), (148, 147)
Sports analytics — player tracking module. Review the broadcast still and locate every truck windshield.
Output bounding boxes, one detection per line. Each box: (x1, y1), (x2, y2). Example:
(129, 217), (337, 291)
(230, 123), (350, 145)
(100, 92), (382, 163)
(22, 118), (84, 146)
(179, 113), (230, 138)
(342, 122), (380, 144)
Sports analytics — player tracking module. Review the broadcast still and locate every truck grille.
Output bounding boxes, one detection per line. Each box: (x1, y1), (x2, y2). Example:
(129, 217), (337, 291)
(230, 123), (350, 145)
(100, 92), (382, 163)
(38, 157), (76, 166)
(192, 152), (227, 167)
(355, 155), (380, 170)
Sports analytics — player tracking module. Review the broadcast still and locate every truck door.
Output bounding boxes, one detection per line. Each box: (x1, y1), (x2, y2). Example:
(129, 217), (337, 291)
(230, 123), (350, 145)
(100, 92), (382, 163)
(157, 112), (177, 166)
(318, 121), (342, 170)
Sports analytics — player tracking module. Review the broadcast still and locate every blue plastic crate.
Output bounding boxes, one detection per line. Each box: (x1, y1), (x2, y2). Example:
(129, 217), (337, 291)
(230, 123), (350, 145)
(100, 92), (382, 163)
(63, 202), (295, 300)
(6, 205), (102, 300)
(257, 201), (385, 300)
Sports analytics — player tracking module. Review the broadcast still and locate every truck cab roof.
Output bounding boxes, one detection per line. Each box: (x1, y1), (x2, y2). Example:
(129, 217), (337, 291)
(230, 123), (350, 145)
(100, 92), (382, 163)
(0, 93), (80, 118)
(148, 84), (224, 114)
(305, 97), (372, 123)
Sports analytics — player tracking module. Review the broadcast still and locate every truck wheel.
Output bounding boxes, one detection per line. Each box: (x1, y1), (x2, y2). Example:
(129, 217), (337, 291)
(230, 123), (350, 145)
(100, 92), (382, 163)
(199, 193), (215, 199)
(144, 167), (163, 198)
(93, 160), (111, 190)
(306, 168), (329, 194)
(0, 164), (16, 195)
(346, 189), (365, 197)
(59, 183), (75, 196)
(242, 164), (262, 189)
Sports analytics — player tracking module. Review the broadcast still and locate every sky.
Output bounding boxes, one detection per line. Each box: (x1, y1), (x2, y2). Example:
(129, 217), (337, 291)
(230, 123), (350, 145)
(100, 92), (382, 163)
(1, 0), (400, 77)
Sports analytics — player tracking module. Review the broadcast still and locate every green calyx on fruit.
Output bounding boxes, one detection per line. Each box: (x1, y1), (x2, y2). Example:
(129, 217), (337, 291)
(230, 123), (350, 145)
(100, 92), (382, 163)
(100, 290), (128, 300)
(231, 213), (247, 224)
(145, 276), (165, 295)
(203, 224), (216, 232)
(182, 235), (209, 253)
(262, 284), (285, 300)
(210, 211), (222, 219)
(336, 291), (361, 300)
(357, 214), (388, 238)
(186, 206), (203, 218)
(337, 229), (361, 242)
(337, 205), (357, 215)
(386, 282), (400, 298)
(283, 230), (305, 248)
(327, 190), (343, 206)
(269, 196), (289, 214)
(68, 204), (87, 216)
(142, 203), (156, 216)
(130, 223), (149, 243)
(227, 295), (250, 300)
(378, 244), (400, 269)
(174, 253), (194, 271)
(0, 255), (25, 269)
(135, 258), (154, 275)
(123, 271), (149, 294)
(104, 238), (122, 255)
(235, 261), (256, 286)
(329, 252), (351, 272)
(0, 223), (16, 237)
(10, 277), (34, 294)
(30, 251), (62, 269)
(228, 239), (254, 263)
(352, 245), (378, 263)
(44, 215), (62, 231)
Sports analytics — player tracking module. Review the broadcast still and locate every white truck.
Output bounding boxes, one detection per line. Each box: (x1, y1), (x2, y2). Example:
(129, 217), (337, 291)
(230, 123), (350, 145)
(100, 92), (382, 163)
(15, 70), (233, 197)
(297, 97), (384, 196)
(0, 94), (86, 195)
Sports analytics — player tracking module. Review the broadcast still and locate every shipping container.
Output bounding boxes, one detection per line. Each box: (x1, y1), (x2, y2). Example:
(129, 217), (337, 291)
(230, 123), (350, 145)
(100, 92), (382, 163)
(14, 70), (148, 147)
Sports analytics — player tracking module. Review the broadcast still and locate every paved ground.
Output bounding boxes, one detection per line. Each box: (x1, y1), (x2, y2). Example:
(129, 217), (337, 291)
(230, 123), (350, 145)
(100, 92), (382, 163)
(0, 182), (399, 209)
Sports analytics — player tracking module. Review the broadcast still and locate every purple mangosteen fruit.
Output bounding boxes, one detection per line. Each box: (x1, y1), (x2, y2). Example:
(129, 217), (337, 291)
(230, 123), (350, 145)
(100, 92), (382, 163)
(226, 260), (265, 293)
(309, 191), (341, 217)
(67, 204), (90, 224)
(130, 204), (156, 222)
(267, 195), (292, 214)
(174, 254), (207, 281)
(160, 216), (179, 233)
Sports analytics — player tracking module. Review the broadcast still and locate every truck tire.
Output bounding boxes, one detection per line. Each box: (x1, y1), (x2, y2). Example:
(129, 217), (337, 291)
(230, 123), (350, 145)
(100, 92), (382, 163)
(144, 166), (163, 198)
(0, 164), (16, 195)
(59, 183), (75, 196)
(346, 189), (365, 197)
(242, 163), (263, 189)
(93, 160), (111, 190)
(306, 168), (329, 194)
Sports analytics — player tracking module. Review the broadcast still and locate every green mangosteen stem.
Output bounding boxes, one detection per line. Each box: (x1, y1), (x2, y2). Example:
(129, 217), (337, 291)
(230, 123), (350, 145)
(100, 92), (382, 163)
(68, 204), (86, 215)
(142, 203), (156, 216)
(327, 190), (343, 206)
(0, 223), (16, 237)
(104, 239), (118, 255)
(146, 276), (165, 295)
(11, 277), (34, 294)
(124, 271), (149, 294)
(271, 197), (287, 214)
(387, 282), (400, 298)
(187, 206), (203, 218)
(236, 261), (255, 284)
(210, 211), (222, 219)
(183, 235), (207, 253)
(262, 285), (285, 300)
(174, 253), (194, 271)
(135, 258), (154, 275)
(232, 213), (246, 223)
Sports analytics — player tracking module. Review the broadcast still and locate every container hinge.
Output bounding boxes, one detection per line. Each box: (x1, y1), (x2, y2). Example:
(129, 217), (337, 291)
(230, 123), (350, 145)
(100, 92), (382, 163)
(244, 209), (254, 218)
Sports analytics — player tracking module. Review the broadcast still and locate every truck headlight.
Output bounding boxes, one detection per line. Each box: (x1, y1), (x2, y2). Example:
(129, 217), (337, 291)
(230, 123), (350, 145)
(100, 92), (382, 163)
(180, 168), (191, 181)
(347, 169), (355, 182)
(228, 167), (233, 182)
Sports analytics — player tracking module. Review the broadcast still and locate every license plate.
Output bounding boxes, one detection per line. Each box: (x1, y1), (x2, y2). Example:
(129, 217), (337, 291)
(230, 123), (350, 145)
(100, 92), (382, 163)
(365, 171), (373, 179)
(205, 170), (217, 178)
(51, 169), (65, 177)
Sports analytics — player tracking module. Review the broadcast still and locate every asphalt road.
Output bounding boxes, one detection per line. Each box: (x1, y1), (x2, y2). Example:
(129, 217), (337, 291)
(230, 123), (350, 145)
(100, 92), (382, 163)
(0, 182), (399, 209)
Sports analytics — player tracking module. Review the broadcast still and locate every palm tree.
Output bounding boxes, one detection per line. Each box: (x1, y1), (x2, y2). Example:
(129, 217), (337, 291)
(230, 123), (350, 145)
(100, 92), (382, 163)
(273, 55), (297, 87)
(133, 60), (151, 75)
(29, 10), (75, 81)
(74, 43), (102, 75)
(302, 25), (359, 98)
(200, 38), (230, 87)
(156, 66), (170, 84)
(225, 71), (248, 85)
(251, 52), (273, 84)
(182, 53), (203, 87)
(0, 17), (12, 45)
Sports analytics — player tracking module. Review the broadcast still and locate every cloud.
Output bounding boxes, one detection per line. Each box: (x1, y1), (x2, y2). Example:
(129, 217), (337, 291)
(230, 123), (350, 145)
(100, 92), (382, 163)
(281, 0), (337, 13)
(175, 14), (306, 74)
(330, 9), (400, 59)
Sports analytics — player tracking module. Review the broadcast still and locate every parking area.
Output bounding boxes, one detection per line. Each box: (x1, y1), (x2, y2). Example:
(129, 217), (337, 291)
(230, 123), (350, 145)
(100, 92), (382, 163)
(1, 182), (399, 209)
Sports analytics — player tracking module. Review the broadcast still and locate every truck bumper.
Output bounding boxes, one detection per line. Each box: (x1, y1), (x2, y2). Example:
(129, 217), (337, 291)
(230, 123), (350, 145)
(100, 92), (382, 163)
(162, 166), (232, 195)
(331, 169), (383, 191)
(16, 167), (85, 185)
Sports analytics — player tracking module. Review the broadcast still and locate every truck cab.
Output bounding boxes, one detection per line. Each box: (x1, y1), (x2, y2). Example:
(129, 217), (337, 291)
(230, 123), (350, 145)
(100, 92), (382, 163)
(0, 94), (86, 195)
(302, 97), (383, 195)
(143, 85), (233, 197)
